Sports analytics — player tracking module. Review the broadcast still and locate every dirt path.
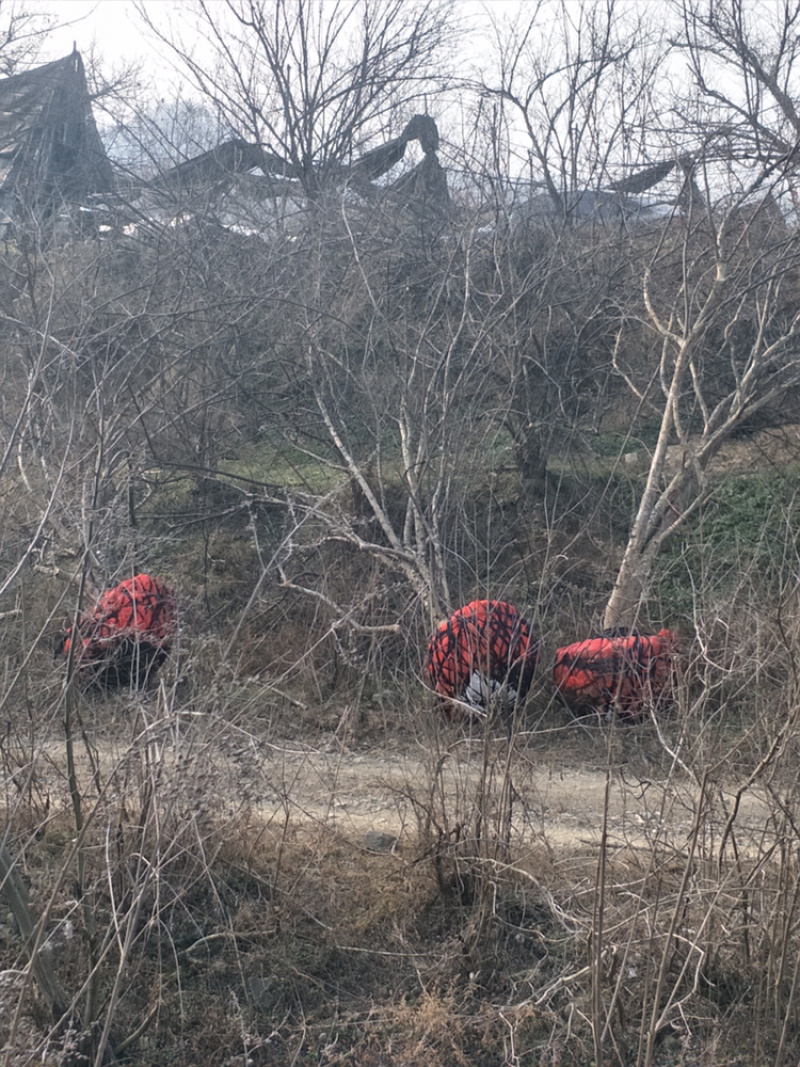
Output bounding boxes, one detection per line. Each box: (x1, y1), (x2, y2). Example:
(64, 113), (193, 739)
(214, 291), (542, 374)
(30, 729), (777, 865)
(250, 736), (775, 861)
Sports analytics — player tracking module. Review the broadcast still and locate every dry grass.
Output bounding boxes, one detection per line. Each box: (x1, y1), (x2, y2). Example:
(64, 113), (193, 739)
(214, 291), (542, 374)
(2, 434), (800, 1065)
(2, 654), (800, 1067)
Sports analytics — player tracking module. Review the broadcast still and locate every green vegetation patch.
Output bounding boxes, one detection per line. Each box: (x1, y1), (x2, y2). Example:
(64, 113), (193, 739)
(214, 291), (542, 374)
(655, 470), (800, 620)
(222, 436), (346, 493)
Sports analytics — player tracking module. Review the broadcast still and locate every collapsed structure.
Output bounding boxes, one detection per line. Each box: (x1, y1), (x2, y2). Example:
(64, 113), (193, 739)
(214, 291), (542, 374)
(0, 50), (450, 242)
(0, 49), (750, 241)
(0, 50), (114, 235)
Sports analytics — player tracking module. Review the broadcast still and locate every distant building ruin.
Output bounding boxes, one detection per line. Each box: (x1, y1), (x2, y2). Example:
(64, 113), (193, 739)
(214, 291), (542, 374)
(0, 50), (449, 242)
(0, 50), (114, 234)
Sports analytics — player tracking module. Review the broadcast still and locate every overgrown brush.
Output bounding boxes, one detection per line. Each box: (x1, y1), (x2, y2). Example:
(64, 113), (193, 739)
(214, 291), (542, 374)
(3, 654), (800, 1065)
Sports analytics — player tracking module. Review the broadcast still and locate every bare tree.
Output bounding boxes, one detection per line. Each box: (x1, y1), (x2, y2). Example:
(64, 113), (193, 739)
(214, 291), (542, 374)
(476, 0), (667, 220)
(451, 0), (675, 524)
(135, 0), (462, 200)
(603, 0), (800, 629)
(0, 1), (54, 75)
(675, 0), (800, 168)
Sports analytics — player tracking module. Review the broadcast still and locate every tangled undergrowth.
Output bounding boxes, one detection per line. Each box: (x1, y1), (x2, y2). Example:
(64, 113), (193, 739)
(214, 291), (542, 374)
(3, 662), (800, 1067)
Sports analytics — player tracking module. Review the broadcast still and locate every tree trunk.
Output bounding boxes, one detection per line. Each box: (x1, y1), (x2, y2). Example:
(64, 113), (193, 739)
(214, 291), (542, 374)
(603, 355), (690, 630)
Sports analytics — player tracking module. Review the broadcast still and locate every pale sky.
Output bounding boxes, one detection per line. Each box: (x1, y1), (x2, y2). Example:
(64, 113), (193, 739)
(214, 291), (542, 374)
(37, 0), (509, 83)
(42, 1), (154, 64)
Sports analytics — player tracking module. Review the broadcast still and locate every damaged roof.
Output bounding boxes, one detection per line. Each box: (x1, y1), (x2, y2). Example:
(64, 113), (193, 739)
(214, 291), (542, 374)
(0, 50), (114, 222)
(0, 51), (448, 236)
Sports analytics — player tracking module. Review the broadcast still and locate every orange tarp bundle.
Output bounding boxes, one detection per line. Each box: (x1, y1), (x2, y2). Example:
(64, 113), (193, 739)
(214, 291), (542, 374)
(553, 630), (677, 722)
(62, 573), (176, 688)
(425, 600), (539, 717)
